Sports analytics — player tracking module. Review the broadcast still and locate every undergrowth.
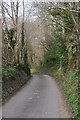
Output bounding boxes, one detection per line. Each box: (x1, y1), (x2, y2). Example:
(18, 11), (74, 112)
(38, 66), (79, 118)
(2, 64), (31, 102)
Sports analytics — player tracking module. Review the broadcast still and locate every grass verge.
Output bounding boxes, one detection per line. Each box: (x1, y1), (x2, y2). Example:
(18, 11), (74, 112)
(38, 67), (79, 119)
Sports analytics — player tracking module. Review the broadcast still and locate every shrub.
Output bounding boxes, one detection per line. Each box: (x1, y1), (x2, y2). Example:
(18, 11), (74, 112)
(2, 65), (18, 80)
(18, 63), (31, 76)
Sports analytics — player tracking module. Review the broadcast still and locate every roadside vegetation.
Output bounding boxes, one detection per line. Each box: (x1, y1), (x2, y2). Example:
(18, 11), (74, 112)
(34, 2), (80, 118)
(2, 64), (30, 102)
(1, 1), (80, 119)
(2, 0), (31, 103)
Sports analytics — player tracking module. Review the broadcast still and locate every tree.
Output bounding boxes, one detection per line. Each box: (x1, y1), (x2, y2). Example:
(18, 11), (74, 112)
(2, 0), (31, 75)
(34, 2), (79, 117)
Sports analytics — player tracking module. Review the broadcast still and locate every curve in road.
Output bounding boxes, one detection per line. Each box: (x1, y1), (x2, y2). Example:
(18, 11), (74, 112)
(2, 74), (72, 118)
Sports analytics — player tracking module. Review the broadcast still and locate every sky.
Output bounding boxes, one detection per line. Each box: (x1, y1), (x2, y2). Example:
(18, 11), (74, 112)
(3, 0), (79, 3)
(2, 0), (79, 21)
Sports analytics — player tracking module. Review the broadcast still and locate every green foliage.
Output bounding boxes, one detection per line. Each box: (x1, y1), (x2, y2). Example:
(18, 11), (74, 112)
(2, 66), (30, 102)
(31, 68), (38, 74)
(8, 28), (16, 51)
(2, 65), (18, 80)
(68, 69), (78, 82)
(50, 8), (75, 32)
(2, 64), (31, 101)
(47, 68), (79, 118)
(64, 70), (78, 117)
(38, 3), (79, 118)
(43, 53), (59, 67)
(40, 32), (68, 73)
(8, 29), (15, 41)
(18, 63), (31, 76)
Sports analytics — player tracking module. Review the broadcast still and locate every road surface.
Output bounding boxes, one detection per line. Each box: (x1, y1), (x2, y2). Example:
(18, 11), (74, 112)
(2, 75), (72, 118)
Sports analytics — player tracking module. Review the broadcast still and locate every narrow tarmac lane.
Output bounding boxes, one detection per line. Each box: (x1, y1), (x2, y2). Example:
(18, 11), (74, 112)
(2, 75), (71, 118)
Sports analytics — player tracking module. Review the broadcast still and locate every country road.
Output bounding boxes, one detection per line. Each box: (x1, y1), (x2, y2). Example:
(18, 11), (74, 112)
(2, 74), (72, 118)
